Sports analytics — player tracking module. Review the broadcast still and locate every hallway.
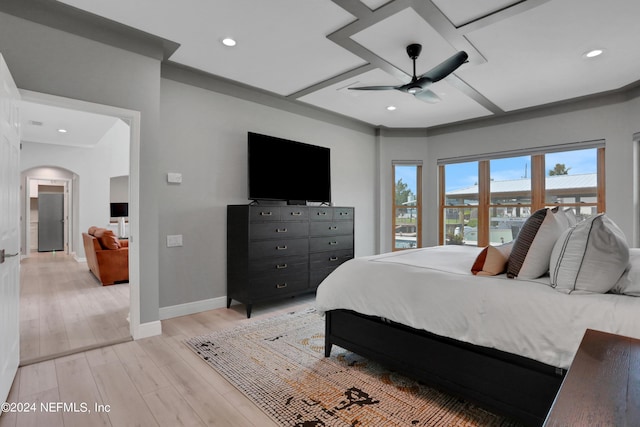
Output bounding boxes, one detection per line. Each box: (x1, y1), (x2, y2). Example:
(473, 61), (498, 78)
(20, 252), (130, 365)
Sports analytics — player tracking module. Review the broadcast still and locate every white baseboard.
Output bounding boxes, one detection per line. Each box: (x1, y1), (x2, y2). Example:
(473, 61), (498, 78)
(132, 320), (162, 340)
(159, 296), (228, 320)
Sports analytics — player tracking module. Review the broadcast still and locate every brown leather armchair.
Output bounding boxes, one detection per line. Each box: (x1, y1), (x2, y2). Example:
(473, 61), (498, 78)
(82, 228), (129, 286)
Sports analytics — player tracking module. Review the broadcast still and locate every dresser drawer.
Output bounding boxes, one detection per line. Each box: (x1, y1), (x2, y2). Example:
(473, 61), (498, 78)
(310, 234), (353, 252)
(280, 206), (309, 221)
(250, 222), (309, 240)
(309, 207), (333, 221)
(249, 256), (308, 275)
(310, 221), (353, 237)
(310, 249), (353, 270)
(249, 238), (308, 259)
(249, 274), (309, 299)
(333, 207), (354, 221)
(249, 206), (282, 221)
(310, 268), (339, 288)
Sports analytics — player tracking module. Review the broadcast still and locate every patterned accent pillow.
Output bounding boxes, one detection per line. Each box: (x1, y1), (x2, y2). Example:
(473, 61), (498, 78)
(550, 213), (629, 294)
(507, 207), (568, 279)
(471, 242), (513, 276)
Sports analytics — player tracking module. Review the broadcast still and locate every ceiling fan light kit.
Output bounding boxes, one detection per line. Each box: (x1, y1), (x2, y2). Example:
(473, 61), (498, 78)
(349, 43), (468, 105)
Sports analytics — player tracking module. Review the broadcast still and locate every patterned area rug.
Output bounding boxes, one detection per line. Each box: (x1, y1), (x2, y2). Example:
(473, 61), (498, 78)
(185, 308), (522, 427)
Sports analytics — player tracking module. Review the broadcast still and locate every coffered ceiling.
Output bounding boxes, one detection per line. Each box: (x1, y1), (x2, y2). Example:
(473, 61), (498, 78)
(47, 0), (640, 129)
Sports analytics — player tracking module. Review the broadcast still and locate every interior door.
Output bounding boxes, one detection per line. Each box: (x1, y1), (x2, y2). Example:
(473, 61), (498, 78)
(0, 53), (21, 403)
(38, 192), (64, 252)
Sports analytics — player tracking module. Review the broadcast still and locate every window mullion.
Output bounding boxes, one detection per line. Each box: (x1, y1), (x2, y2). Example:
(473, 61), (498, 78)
(597, 147), (606, 213)
(531, 154), (545, 211)
(438, 165), (445, 245)
(478, 160), (490, 247)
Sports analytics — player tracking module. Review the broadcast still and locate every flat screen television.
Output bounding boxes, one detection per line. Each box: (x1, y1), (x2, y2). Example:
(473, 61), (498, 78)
(110, 202), (128, 217)
(248, 132), (331, 203)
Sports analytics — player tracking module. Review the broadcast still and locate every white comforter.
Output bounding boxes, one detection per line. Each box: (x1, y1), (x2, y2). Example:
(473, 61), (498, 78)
(315, 245), (640, 369)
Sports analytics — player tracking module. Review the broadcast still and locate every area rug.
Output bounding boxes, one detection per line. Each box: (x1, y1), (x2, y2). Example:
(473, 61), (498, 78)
(185, 308), (522, 427)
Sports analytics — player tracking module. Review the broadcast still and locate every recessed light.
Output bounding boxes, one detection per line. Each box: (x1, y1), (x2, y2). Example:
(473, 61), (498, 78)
(57, 128), (68, 133)
(222, 38), (237, 47)
(386, 105), (397, 111)
(583, 49), (604, 59)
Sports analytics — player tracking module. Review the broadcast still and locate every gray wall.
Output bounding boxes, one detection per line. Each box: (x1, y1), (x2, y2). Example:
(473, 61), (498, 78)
(158, 78), (377, 308)
(0, 11), (162, 323)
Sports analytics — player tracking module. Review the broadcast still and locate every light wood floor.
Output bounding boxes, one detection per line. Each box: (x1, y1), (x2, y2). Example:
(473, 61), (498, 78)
(19, 252), (131, 365)
(1, 294), (315, 427)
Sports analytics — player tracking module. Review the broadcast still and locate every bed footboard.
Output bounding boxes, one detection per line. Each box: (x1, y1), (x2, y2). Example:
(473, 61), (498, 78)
(324, 309), (564, 427)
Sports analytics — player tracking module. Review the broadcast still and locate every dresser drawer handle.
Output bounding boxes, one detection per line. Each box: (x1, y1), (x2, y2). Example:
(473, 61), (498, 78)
(339, 212), (350, 216)
(276, 228), (288, 233)
(329, 241), (338, 246)
(276, 245), (288, 250)
(329, 256), (338, 261)
(290, 212), (303, 216)
(317, 211), (327, 216)
(276, 283), (288, 289)
(329, 226), (338, 230)
(259, 211), (273, 216)
(276, 264), (288, 269)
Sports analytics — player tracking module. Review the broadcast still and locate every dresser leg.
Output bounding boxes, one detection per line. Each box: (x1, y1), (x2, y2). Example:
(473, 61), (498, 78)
(246, 304), (252, 319)
(226, 297), (232, 308)
(325, 342), (332, 357)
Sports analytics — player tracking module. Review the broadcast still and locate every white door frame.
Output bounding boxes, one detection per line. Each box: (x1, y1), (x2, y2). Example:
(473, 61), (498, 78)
(19, 89), (145, 339)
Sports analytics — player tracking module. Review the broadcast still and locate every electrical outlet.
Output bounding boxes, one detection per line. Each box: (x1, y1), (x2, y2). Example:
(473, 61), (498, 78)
(167, 234), (183, 247)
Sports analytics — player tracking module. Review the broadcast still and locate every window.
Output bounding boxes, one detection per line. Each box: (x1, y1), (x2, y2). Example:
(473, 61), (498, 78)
(439, 144), (605, 247)
(441, 161), (478, 245)
(393, 162), (422, 250)
(489, 155), (531, 245)
(544, 147), (601, 221)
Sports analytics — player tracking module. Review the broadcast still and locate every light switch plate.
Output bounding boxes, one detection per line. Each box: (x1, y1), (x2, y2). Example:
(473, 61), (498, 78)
(167, 172), (182, 183)
(167, 234), (183, 247)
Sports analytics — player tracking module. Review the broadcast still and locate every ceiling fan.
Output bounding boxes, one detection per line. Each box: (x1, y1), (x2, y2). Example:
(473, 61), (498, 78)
(349, 44), (468, 104)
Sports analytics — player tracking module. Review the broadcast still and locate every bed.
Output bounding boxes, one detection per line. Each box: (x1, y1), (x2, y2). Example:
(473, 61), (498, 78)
(315, 243), (640, 426)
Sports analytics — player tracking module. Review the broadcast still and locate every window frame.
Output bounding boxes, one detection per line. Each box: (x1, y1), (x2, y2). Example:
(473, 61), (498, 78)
(439, 144), (605, 247)
(392, 161), (422, 251)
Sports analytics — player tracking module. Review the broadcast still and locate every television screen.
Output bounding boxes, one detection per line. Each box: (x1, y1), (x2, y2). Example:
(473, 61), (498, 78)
(248, 132), (331, 203)
(110, 202), (128, 217)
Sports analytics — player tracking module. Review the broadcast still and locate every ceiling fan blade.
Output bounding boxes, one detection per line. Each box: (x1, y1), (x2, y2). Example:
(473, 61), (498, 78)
(414, 89), (441, 104)
(348, 85), (399, 91)
(419, 51), (468, 82)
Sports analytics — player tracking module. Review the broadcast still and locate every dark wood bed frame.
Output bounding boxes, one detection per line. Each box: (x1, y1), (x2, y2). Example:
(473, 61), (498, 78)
(324, 309), (566, 427)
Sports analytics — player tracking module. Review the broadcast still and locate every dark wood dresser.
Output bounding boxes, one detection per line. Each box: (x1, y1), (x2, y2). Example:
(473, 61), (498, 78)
(227, 204), (354, 317)
(543, 329), (640, 426)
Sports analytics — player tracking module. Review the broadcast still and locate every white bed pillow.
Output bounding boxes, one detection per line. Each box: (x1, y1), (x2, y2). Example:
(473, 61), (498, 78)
(563, 208), (578, 227)
(507, 207), (569, 279)
(549, 213), (629, 294)
(610, 248), (640, 296)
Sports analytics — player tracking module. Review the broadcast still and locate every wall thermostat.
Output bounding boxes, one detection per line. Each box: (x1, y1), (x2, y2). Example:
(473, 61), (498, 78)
(167, 172), (182, 184)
